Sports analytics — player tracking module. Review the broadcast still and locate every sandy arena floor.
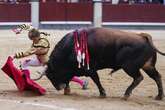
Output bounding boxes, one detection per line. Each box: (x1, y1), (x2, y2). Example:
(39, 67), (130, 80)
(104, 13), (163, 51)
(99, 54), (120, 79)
(0, 29), (165, 110)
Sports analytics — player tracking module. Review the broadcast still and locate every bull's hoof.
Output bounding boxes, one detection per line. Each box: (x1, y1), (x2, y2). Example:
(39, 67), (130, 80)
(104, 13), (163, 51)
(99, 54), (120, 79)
(122, 95), (130, 101)
(155, 95), (164, 100)
(99, 94), (106, 98)
(99, 91), (106, 98)
(64, 88), (71, 95)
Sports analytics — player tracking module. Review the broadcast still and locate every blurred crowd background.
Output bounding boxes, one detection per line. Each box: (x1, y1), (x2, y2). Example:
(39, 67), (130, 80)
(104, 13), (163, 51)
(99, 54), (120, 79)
(0, 0), (164, 4)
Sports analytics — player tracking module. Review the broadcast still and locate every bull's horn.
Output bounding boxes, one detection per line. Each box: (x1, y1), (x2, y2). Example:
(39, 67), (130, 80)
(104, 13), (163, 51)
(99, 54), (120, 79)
(32, 71), (47, 81)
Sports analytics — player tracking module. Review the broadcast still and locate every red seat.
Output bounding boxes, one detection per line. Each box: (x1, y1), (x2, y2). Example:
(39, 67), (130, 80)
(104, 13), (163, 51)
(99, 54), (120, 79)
(1, 56), (46, 95)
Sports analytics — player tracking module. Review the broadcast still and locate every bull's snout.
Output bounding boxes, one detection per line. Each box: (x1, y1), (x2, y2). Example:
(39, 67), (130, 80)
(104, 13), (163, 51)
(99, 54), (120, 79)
(57, 83), (66, 90)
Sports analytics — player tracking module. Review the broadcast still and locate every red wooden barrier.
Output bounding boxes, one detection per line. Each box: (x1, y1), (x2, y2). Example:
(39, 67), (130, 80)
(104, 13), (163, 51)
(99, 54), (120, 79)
(0, 3), (31, 22)
(0, 3), (165, 23)
(103, 4), (165, 22)
(40, 2), (93, 21)
(40, 2), (66, 21)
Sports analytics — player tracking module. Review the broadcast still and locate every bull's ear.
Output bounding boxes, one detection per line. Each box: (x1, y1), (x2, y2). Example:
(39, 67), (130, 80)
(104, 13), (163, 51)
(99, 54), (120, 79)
(44, 63), (51, 74)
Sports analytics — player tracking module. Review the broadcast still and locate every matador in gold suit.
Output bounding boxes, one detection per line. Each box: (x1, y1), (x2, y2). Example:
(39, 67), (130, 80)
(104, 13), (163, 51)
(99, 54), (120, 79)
(13, 24), (50, 75)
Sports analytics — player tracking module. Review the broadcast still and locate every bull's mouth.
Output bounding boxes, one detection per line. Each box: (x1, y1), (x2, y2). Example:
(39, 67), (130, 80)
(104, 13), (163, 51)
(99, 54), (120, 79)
(57, 83), (66, 90)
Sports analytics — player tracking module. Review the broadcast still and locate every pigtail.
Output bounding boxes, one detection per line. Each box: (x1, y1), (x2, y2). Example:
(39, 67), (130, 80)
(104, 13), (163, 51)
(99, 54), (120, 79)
(40, 32), (50, 36)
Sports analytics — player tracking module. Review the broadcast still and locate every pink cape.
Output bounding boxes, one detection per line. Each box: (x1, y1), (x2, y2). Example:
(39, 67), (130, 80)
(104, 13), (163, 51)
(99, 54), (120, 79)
(1, 56), (46, 95)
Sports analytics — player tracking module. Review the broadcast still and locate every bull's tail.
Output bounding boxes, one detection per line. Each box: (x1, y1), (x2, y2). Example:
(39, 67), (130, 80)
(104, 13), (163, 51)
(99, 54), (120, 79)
(139, 33), (165, 56)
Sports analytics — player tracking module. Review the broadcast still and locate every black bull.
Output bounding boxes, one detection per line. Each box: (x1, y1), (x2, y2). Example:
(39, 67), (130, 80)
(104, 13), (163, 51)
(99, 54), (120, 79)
(46, 28), (165, 100)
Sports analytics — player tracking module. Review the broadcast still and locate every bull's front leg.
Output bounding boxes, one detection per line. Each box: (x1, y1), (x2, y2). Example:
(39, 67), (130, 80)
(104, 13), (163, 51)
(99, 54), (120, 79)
(64, 82), (71, 95)
(90, 72), (106, 98)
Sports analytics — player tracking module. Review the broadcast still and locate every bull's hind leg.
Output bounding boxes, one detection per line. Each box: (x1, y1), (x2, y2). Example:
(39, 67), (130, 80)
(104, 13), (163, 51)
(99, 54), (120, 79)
(90, 72), (106, 98)
(143, 67), (164, 100)
(123, 68), (144, 100)
(142, 53), (164, 100)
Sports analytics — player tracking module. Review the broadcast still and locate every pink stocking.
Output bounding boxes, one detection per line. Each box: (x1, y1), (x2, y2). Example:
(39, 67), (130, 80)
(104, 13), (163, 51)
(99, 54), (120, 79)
(71, 76), (84, 87)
